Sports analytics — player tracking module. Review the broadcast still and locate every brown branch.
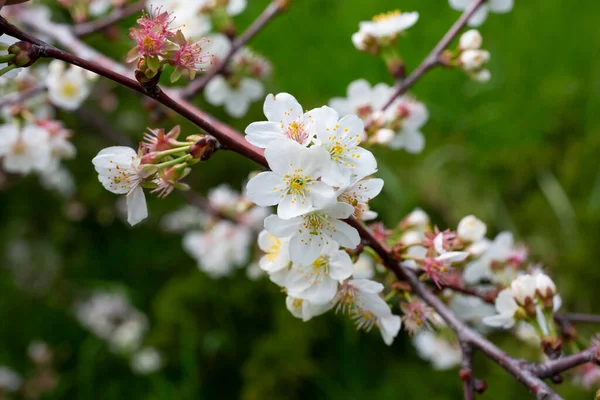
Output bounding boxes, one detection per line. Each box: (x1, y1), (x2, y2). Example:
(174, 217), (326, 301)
(554, 313), (600, 324)
(460, 343), (476, 400)
(378, 0), (486, 113)
(73, 0), (145, 37)
(0, 83), (45, 108)
(178, 1), (283, 99)
(534, 346), (600, 379)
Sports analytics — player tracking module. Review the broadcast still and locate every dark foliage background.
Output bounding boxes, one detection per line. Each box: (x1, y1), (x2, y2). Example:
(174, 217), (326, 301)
(1, 0), (600, 398)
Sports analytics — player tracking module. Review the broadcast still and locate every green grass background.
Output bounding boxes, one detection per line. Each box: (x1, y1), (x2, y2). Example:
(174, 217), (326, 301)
(1, 0), (600, 398)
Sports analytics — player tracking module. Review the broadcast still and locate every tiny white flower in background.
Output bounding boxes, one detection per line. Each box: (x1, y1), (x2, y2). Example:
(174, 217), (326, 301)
(109, 317), (148, 353)
(264, 202), (360, 265)
(510, 274), (537, 306)
(246, 139), (334, 219)
(358, 10), (419, 38)
(457, 214), (487, 242)
(413, 331), (462, 370)
(131, 347), (163, 375)
(39, 166), (76, 197)
(47, 60), (93, 111)
(183, 221), (252, 278)
(204, 75), (264, 118)
(285, 242), (353, 305)
(0, 123), (51, 174)
(89, 0), (112, 16)
(208, 183), (241, 211)
(459, 29), (483, 50)
(336, 279), (401, 346)
(460, 49), (490, 71)
(471, 68), (491, 83)
(0, 367), (21, 393)
(463, 231), (513, 284)
(482, 288), (518, 329)
(245, 93), (318, 148)
(352, 253), (376, 279)
(402, 208), (430, 230)
(386, 96), (429, 154)
(285, 296), (331, 322)
(449, 0), (513, 27)
(373, 128), (395, 145)
(204, 33), (232, 63)
(257, 229), (290, 274)
(449, 294), (496, 327)
(92, 146), (151, 226)
(160, 205), (208, 233)
(329, 79), (394, 119)
(313, 107), (377, 187)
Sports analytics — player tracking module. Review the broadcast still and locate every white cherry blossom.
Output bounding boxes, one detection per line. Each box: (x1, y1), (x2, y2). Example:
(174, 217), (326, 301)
(337, 176), (384, 220)
(92, 146), (152, 226)
(449, 0), (513, 27)
(510, 274), (536, 305)
(285, 296), (332, 322)
(459, 29), (483, 50)
(357, 10), (419, 38)
(245, 93), (318, 148)
(413, 331), (462, 370)
(336, 279), (401, 345)
(285, 243), (353, 305)
(352, 253), (376, 279)
(246, 139), (334, 219)
(313, 106), (377, 186)
(457, 214), (487, 242)
(264, 202), (360, 265)
(534, 272), (556, 298)
(329, 79), (393, 119)
(204, 75), (264, 118)
(47, 60), (92, 110)
(257, 229), (290, 274)
(0, 123), (51, 174)
(482, 288), (518, 329)
(463, 232), (514, 284)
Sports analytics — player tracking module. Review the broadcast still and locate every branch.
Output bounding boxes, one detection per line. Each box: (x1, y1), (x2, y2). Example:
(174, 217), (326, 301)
(378, 0), (485, 112)
(461, 343), (476, 400)
(178, 1), (283, 99)
(0, 83), (45, 108)
(534, 346), (600, 379)
(73, 0), (145, 37)
(554, 313), (600, 324)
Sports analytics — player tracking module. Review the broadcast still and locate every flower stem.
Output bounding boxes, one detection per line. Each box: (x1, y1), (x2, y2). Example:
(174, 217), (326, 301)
(0, 54), (15, 63)
(155, 154), (191, 170)
(0, 63), (16, 77)
(153, 145), (191, 159)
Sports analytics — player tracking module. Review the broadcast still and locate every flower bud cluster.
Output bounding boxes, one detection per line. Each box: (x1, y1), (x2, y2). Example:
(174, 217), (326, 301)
(329, 79), (429, 153)
(92, 126), (217, 226)
(127, 8), (212, 84)
(448, 29), (492, 83)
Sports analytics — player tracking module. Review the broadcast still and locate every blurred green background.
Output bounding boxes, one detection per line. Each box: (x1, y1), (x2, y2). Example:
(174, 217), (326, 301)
(2, 0), (600, 398)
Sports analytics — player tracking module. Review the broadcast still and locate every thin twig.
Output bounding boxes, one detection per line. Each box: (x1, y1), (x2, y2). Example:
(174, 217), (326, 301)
(73, 0), (145, 37)
(178, 1), (283, 99)
(534, 346), (600, 378)
(0, 83), (45, 108)
(461, 343), (476, 400)
(554, 313), (600, 324)
(378, 0), (486, 112)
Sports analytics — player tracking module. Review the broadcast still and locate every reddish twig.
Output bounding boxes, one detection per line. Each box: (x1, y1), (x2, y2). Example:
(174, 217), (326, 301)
(554, 313), (600, 324)
(460, 343), (476, 400)
(179, 1), (284, 99)
(534, 346), (600, 379)
(73, 0), (145, 37)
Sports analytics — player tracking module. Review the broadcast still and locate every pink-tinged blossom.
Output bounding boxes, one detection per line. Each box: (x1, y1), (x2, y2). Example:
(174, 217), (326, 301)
(166, 32), (212, 80)
(127, 8), (175, 62)
(142, 126), (181, 153)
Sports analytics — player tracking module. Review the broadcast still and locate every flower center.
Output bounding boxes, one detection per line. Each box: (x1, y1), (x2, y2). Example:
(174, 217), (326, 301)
(291, 298), (303, 308)
(286, 121), (308, 144)
(12, 140), (26, 154)
(283, 170), (312, 196)
(372, 10), (401, 22)
(60, 82), (79, 98)
(265, 234), (281, 262)
(304, 213), (324, 236)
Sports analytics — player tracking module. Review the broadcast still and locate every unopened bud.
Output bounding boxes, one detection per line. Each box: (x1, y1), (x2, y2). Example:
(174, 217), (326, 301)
(7, 41), (39, 67)
(550, 374), (563, 384)
(189, 135), (219, 161)
(135, 58), (162, 93)
(459, 368), (472, 382)
(386, 57), (405, 79)
(473, 379), (487, 394)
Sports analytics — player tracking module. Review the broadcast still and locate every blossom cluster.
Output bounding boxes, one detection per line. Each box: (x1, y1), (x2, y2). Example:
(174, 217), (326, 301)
(0, 342), (59, 397)
(447, 29), (492, 82)
(127, 7), (212, 83)
(243, 93), (401, 344)
(329, 79), (429, 153)
(74, 291), (163, 374)
(92, 126), (217, 226)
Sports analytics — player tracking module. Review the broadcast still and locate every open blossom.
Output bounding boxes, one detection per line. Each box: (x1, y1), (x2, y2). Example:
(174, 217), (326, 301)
(313, 107), (377, 187)
(413, 331), (462, 370)
(335, 279), (402, 345)
(166, 31), (211, 81)
(482, 288), (518, 329)
(459, 29), (483, 50)
(264, 202), (360, 265)
(205, 75), (264, 118)
(457, 214), (487, 242)
(337, 176), (383, 220)
(47, 60), (93, 110)
(463, 231), (514, 284)
(449, 0), (513, 27)
(352, 10), (419, 51)
(285, 296), (331, 322)
(246, 139), (335, 219)
(245, 93), (318, 148)
(285, 243), (353, 305)
(0, 122), (51, 174)
(329, 79), (393, 120)
(257, 230), (290, 274)
(92, 146), (153, 226)
(381, 95), (429, 153)
(183, 220), (252, 278)
(128, 8), (174, 61)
